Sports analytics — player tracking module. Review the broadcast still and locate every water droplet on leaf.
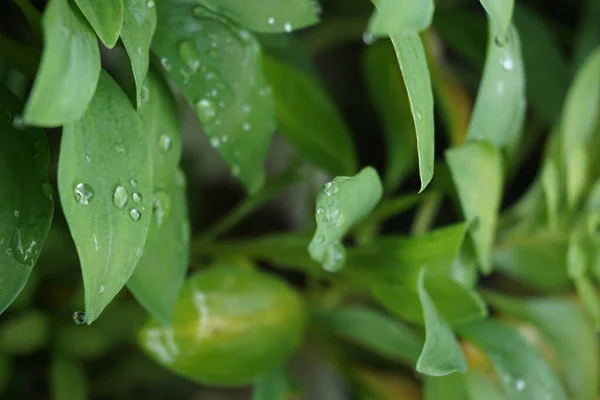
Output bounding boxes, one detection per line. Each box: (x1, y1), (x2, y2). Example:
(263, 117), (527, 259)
(85, 154), (91, 162)
(73, 311), (86, 325)
(130, 179), (138, 188)
(500, 56), (514, 71)
(284, 22), (292, 32)
(324, 181), (340, 196)
(115, 143), (126, 154)
(98, 285), (105, 294)
(267, 17), (275, 25)
(130, 208), (142, 221)
(141, 86), (150, 103)
(314, 234), (324, 244)
(13, 210), (19, 218)
(195, 99), (217, 122)
(74, 183), (94, 205)
(494, 35), (509, 47)
(160, 57), (172, 71)
(146, 0), (154, 8)
(179, 41), (201, 72)
(132, 192), (143, 203)
(113, 186), (129, 209)
(316, 206), (325, 215)
(243, 123), (251, 131)
(325, 208), (340, 225)
(158, 134), (173, 153)
(323, 241), (346, 272)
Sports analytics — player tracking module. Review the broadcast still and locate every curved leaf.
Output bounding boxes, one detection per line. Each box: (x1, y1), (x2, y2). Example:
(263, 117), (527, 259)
(152, 3), (275, 193)
(0, 87), (53, 315)
(121, 0), (157, 107)
(479, 0), (514, 36)
(58, 72), (153, 323)
(73, 0), (123, 48)
(367, 0), (434, 37)
(23, 0), (100, 127)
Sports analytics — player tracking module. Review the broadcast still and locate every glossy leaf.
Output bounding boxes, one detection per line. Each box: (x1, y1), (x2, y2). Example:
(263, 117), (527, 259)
(390, 33), (435, 191)
(486, 292), (599, 400)
(458, 319), (568, 400)
(308, 167), (383, 272)
(73, 0), (123, 48)
(50, 358), (88, 400)
(363, 41), (417, 192)
(416, 270), (467, 376)
(128, 173), (190, 324)
(313, 306), (423, 365)
(58, 72), (153, 323)
(0, 87), (53, 315)
(447, 141), (502, 273)
(262, 53), (357, 176)
(252, 370), (295, 400)
(466, 22), (525, 150)
(152, 3), (275, 193)
(478, 0), (514, 35)
(139, 266), (306, 386)
(121, 0), (157, 107)
(23, 0), (100, 127)
(367, 0), (434, 37)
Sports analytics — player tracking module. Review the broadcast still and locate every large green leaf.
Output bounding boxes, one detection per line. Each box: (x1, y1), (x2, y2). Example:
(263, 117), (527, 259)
(252, 369), (295, 400)
(121, 0), (157, 107)
(58, 72), (153, 324)
(466, 22), (525, 150)
(312, 306), (423, 366)
(447, 141), (502, 273)
(367, 0), (434, 37)
(73, 0), (123, 48)
(0, 87), (53, 315)
(193, 0), (319, 33)
(458, 319), (568, 400)
(23, 0), (100, 127)
(50, 357), (88, 400)
(262, 53), (357, 176)
(128, 172), (190, 324)
(152, 3), (275, 193)
(416, 270), (467, 376)
(478, 0), (514, 36)
(363, 41), (417, 192)
(390, 34), (435, 191)
(486, 293), (599, 400)
(308, 167), (383, 272)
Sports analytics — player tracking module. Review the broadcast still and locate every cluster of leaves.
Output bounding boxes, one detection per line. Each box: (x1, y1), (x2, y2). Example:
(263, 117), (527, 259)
(1, 0), (600, 398)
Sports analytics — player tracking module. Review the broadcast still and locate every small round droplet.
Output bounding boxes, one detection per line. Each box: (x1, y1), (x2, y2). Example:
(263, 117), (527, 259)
(243, 123), (251, 131)
(12, 114), (25, 130)
(325, 208), (340, 225)
(130, 179), (138, 188)
(210, 137), (221, 148)
(98, 285), (105, 294)
(195, 98), (217, 122)
(416, 112), (423, 121)
(160, 57), (172, 71)
(324, 181), (340, 196)
(72, 311), (86, 325)
(284, 22), (293, 33)
(42, 183), (53, 201)
(132, 192), (143, 204)
(158, 134), (173, 153)
(316, 206), (325, 215)
(85, 154), (92, 162)
(13, 210), (19, 218)
(74, 183), (94, 205)
(267, 17), (275, 25)
(494, 35), (509, 47)
(141, 85), (150, 103)
(314, 234), (324, 244)
(242, 104), (251, 113)
(500, 56), (514, 71)
(130, 208), (141, 221)
(146, 0), (155, 8)
(515, 379), (526, 392)
(113, 186), (129, 209)
(115, 143), (127, 154)
(323, 241), (346, 273)
(362, 32), (375, 45)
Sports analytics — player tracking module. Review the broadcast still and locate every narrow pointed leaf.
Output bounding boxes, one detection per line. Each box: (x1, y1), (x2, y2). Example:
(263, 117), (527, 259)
(0, 87), (53, 315)
(73, 0), (123, 48)
(262, 54), (357, 176)
(58, 72), (153, 323)
(308, 167), (383, 272)
(367, 0), (434, 37)
(121, 0), (156, 107)
(458, 319), (568, 400)
(152, 3), (275, 193)
(478, 0), (514, 36)
(23, 0), (100, 127)
(447, 141), (502, 273)
(390, 34), (435, 191)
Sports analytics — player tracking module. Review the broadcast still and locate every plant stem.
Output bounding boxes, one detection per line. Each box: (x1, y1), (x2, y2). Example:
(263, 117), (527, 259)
(410, 191), (442, 235)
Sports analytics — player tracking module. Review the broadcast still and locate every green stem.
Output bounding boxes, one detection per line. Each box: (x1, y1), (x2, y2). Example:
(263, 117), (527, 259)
(410, 191), (442, 235)
(13, 0), (43, 42)
(0, 33), (40, 79)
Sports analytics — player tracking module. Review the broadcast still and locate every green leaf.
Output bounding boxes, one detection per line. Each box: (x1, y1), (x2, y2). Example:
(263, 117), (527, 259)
(73, 0), (123, 48)
(485, 293), (599, 400)
(152, 3), (275, 193)
(23, 0), (100, 127)
(572, 0), (600, 71)
(390, 33), (435, 191)
(458, 319), (568, 400)
(58, 72), (153, 323)
(424, 374), (470, 400)
(308, 167), (383, 272)
(252, 370), (295, 400)
(466, 22), (525, 150)
(478, 0), (514, 36)
(50, 357), (88, 400)
(121, 0), (156, 107)
(0, 87), (53, 315)
(363, 41), (417, 192)
(447, 141), (502, 274)
(312, 306), (423, 366)
(128, 173), (190, 324)
(367, 0), (434, 37)
(0, 311), (49, 355)
(467, 372), (507, 400)
(262, 53), (357, 176)
(416, 270), (467, 376)
(193, 0), (319, 33)
(574, 275), (600, 328)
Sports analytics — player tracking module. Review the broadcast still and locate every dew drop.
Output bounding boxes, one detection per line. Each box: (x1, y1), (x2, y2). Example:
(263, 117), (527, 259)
(160, 57), (172, 71)
(242, 104), (251, 113)
(146, 0), (154, 8)
(323, 241), (346, 272)
(13, 210), (19, 218)
(243, 122), (251, 131)
(129, 208), (142, 221)
(362, 32), (375, 45)
(72, 311), (86, 325)
(284, 22), (293, 32)
(325, 208), (340, 225)
(141, 85), (150, 104)
(494, 35), (509, 47)
(158, 134), (173, 153)
(267, 17), (275, 25)
(195, 98), (217, 122)
(152, 192), (172, 227)
(416, 112), (423, 121)
(314, 234), (324, 244)
(74, 183), (94, 205)
(85, 154), (92, 162)
(179, 41), (201, 73)
(98, 285), (105, 294)
(12, 114), (25, 130)
(113, 186), (129, 209)
(210, 137), (221, 148)
(324, 181), (340, 196)
(130, 179), (138, 188)
(515, 379), (526, 392)
(132, 192), (143, 204)
(316, 206), (325, 215)
(115, 143), (127, 154)
(500, 56), (514, 71)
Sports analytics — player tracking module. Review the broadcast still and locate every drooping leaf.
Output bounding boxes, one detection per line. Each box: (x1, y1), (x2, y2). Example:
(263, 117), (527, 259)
(253, 369), (295, 400)
(363, 40), (417, 192)
(308, 167), (383, 272)
(478, 0), (514, 36)
(23, 0), (100, 127)
(121, 0), (157, 107)
(466, 22), (525, 150)
(58, 72), (153, 324)
(312, 306), (423, 366)
(0, 87), (53, 315)
(262, 53), (357, 176)
(152, 3), (275, 193)
(367, 0), (434, 37)
(416, 270), (467, 376)
(485, 292), (599, 400)
(73, 0), (123, 48)
(458, 319), (568, 400)
(50, 357), (88, 400)
(447, 141), (502, 273)
(390, 33), (435, 191)
(128, 172), (190, 324)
